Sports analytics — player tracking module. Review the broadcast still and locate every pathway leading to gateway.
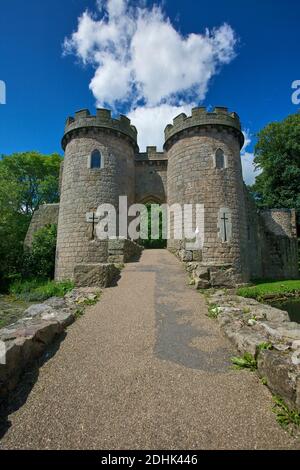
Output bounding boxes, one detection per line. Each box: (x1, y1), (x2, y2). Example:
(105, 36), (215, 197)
(0, 249), (298, 449)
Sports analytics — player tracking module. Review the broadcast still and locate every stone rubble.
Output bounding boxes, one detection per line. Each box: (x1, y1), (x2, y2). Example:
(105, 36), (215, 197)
(207, 290), (300, 411)
(0, 287), (101, 397)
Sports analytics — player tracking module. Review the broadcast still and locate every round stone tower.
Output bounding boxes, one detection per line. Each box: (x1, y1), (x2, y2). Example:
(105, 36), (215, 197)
(164, 106), (249, 285)
(55, 109), (138, 281)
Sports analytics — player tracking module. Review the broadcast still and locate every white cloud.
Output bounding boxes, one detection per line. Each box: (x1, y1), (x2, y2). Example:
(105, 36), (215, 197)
(128, 103), (194, 151)
(241, 130), (260, 185)
(64, 0), (237, 111)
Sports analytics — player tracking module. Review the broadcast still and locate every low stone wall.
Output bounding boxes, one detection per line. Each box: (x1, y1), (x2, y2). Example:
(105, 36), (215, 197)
(207, 291), (300, 411)
(108, 239), (143, 263)
(0, 288), (101, 397)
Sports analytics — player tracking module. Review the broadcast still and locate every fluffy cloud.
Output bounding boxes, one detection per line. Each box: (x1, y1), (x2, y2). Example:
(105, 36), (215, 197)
(128, 103), (195, 151)
(64, 1), (237, 117)
(241, 130), (260, 185)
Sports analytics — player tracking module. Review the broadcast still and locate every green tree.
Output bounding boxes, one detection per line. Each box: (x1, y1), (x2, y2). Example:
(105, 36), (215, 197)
(0, 152), (61, 290)
(250, 113), (300, 214)
(22, 224), (57, 280)
(250, 113), (300, 271)
(139, 203), (167, 249)
(0, 152), (61, 215)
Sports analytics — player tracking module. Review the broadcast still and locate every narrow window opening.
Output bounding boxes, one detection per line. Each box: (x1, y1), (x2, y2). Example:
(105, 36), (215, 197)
(215, 149), (225, 169)
(90, 149), (101, 169)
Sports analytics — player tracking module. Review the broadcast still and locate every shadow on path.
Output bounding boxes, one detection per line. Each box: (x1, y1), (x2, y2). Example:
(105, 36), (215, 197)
(0, 333), (66, 439)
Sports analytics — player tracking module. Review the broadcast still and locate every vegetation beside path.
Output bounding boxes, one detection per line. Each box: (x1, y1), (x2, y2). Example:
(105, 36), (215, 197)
(237, 280), (300, 302)
(0, 279), (75, 328)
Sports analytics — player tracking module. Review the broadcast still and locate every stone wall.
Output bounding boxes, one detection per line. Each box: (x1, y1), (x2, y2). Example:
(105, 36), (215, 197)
(208, 291), (300, 412)
(261, 209), (297, 238)
(135, 147), (167, 203)
(24, 203), (59, 247)
(108, 238), (143, 263)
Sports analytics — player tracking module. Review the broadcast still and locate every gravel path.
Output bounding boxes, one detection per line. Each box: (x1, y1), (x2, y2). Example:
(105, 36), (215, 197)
(0, 249), (298, 449)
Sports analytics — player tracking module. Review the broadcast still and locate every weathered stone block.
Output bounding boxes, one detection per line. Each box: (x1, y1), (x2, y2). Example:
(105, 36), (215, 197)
(74, 263), (119, 287)
(257, 350), (300, 411)
(195, 266), (209, 280)
(209, 267), (235, 288)
(194, 278), (210, 290)
(223, 324), (268, 357)
(178, 250), (193, 262)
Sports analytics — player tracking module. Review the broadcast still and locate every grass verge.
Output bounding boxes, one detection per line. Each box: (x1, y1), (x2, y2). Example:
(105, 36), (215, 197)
(237, 279), (300, 302)
(9, 279), (75, 302)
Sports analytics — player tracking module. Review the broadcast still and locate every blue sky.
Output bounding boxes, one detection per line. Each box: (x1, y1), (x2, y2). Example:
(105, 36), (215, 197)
(0, 0), (299, 183)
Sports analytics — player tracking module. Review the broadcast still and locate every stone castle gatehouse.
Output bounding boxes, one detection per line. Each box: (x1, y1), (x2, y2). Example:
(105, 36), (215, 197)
(25, 107), (299, 287)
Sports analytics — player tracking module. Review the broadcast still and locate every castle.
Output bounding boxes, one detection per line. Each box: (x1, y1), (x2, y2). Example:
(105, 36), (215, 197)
(25, 107), (299, 287)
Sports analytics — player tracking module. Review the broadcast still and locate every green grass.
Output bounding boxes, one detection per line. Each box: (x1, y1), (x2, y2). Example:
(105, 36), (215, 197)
(9, 279), (75, 302)
(237, 279), (300, 301)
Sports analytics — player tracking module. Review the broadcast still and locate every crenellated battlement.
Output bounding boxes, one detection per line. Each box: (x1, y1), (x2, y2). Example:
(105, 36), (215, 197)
(62, 108), (138, 150)
(136, 146), (167, 161)
(164, 106), (244, 149)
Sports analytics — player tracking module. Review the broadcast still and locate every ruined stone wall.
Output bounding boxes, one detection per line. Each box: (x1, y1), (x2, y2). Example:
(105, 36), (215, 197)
(135, 146), (167, 203)
(260, 209), (297, 238)
(242, 187), (264, 279)
(24, 203), (59, 247)
(165, 107), (249, 284)
(55, 110), (137, 281)
(244, 188), (298, 280)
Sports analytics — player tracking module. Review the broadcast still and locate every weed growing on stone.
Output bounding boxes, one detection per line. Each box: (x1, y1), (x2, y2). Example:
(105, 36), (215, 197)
(230, 352), (257, 371)
(207, 303), (219, 319)
(115, 263), (125, 270)
(74, 307), (85, 319)
(242, 306), (251, 314)
(80, 295), (101, 306)
(258, 342), (273, 352)
(272, 396), (300, 433)
(260, 377), (268, 386)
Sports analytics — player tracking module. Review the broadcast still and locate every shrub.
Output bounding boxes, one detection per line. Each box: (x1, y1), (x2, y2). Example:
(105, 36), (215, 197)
(22, 224), (57, 279)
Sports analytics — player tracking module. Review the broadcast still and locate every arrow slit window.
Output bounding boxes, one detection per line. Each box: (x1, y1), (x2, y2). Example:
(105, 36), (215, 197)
(215, 149), (225, 169)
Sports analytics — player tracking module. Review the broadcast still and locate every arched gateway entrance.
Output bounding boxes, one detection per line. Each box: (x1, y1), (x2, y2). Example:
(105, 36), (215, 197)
(137, 196), (167, 249)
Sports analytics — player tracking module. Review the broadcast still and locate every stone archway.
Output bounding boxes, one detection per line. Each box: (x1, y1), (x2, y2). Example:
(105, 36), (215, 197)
(137, 196), (167, 249)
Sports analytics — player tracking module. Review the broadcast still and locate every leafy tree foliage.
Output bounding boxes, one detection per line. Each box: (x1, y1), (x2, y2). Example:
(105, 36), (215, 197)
(22, 224), (57, 280)
(249, 113), (300, 271)
(250, 113), (300, 216)
(139, 203), (167, 249)
(0, 152), (61, 290)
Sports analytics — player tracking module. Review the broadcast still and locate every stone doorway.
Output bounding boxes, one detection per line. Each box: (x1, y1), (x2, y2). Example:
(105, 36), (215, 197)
(138, 197), (167, 249)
